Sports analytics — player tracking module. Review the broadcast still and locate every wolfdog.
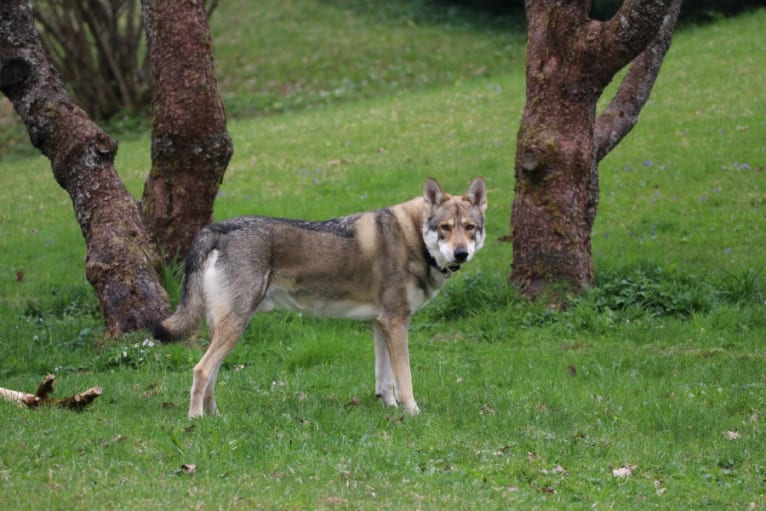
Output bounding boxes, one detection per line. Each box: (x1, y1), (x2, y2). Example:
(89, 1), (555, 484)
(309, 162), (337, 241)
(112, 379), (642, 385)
(153, 177), (487, 418)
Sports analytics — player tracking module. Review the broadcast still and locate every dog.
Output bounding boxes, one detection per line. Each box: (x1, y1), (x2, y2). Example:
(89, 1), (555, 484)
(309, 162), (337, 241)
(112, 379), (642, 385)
(153, 177), (487, 418)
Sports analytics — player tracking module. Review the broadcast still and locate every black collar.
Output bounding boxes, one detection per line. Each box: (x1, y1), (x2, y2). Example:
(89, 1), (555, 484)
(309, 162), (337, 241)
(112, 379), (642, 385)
(424, 248), (461, 275)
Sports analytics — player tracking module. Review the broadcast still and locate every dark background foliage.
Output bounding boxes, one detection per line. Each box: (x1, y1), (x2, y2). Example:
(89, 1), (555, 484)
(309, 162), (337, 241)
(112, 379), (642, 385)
(438, 0), (766, 22)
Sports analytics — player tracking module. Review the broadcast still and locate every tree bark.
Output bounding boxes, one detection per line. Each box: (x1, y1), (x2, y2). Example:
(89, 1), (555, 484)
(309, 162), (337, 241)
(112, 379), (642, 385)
(140, 0), (233, 263)
(509, 0), (682, 297)
(0, 0), (170, 334)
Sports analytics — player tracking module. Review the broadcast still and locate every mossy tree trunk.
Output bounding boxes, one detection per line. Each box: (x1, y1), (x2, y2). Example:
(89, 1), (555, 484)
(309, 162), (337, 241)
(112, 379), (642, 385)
(509, 0), (683, 297)
(0, 0), (169, 334)
(0, 0), (231, 334)
(140, 0), (233, 263)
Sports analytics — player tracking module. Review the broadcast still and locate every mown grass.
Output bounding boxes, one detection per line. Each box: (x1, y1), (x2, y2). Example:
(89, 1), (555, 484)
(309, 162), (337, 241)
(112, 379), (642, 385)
(209, 0), (524, 118)
(1, 3), (765, 510)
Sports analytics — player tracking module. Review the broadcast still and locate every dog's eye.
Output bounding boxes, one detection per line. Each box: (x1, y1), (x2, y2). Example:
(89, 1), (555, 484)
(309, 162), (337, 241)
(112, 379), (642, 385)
(440, 223), (452, 232)
(464, 224), (476, 232)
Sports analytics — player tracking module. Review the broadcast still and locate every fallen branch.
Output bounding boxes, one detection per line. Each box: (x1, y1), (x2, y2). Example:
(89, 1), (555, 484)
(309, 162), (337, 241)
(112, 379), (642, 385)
(0, 374), (102, 411)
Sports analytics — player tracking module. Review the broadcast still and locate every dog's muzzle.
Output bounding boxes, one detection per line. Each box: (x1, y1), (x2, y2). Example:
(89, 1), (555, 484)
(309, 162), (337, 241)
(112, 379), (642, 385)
(424, 248), (461, 275)
(453, 247), (469, 263)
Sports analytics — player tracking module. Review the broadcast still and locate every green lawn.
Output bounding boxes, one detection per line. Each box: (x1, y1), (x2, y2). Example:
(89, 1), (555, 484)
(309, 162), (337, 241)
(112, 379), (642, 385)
(0, 3), (764, 510)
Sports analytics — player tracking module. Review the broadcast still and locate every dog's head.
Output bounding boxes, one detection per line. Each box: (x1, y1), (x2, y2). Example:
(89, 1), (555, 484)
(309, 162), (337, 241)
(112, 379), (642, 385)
(422, 177), (487, 271)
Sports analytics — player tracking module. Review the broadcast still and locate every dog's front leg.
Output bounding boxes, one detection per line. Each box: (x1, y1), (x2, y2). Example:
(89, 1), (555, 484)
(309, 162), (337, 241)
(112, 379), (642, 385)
(376, 315), (420, 415)
(372, 320), (397, 407)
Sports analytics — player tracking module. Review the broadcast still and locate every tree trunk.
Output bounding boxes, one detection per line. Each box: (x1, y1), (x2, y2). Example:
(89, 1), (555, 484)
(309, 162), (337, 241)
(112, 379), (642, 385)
(140, 0), (233, 263)
(0, 0), (170, 334)
(509, 0), (682, 297)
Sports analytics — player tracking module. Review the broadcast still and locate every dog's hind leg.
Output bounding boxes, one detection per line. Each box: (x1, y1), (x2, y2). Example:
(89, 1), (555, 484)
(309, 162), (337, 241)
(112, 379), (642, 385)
(189, 314), (247, 418)
(189, 260), (270, 418)
(202, 363), (223, 415)
(372, 320), (397, 407)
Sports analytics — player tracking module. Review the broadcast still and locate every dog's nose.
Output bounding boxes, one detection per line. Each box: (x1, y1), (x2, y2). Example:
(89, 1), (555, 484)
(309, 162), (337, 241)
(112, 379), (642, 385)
(453, 247), (469, 262)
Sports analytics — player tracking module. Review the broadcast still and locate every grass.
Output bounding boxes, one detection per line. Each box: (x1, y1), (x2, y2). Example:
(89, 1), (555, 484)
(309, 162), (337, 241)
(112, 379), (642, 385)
(1, 3), (765, 509)
(209, 0), (524, 118)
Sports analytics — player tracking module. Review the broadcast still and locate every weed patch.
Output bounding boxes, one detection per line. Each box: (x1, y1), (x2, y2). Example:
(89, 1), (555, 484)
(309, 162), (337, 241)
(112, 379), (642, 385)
(587, 264), (717, 318)
(583, 265), (765, 320)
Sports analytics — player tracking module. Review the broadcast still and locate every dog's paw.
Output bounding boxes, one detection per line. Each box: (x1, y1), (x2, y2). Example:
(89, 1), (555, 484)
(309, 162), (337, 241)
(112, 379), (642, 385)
(376, 392), (398, 408)
(402, 401), (421, 416)
(188, 403), (205, 419)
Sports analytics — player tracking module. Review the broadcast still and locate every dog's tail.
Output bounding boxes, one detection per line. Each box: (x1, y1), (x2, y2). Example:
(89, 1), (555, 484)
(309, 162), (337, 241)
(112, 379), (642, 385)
(152, 228), (218, 343)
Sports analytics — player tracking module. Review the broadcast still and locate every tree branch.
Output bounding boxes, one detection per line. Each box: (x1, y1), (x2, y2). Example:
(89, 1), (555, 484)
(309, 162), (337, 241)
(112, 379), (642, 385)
(581, 0), (677, 81)
(607, 0), (675, 51)
(0, 374), (102, 411)
(77, 1), (136, 112)
(593, 0), (682, 162)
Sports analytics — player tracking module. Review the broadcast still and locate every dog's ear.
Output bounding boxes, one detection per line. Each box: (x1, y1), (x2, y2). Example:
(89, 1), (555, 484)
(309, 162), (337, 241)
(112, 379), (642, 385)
(423, 177), (446, 206)
(464, 177), (487, 213)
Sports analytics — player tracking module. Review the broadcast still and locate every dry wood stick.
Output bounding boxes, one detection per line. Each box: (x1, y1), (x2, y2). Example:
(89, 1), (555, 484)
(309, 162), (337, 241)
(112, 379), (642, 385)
(0, 374), (102, 411)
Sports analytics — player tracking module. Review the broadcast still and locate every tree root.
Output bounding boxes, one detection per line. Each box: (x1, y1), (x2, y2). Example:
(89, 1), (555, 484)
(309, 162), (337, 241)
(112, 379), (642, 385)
(0, 374), (102, 412)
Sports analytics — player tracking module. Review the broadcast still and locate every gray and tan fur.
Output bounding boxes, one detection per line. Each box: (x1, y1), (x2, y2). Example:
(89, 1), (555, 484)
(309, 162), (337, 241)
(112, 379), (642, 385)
(153, 177), (488, 418)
